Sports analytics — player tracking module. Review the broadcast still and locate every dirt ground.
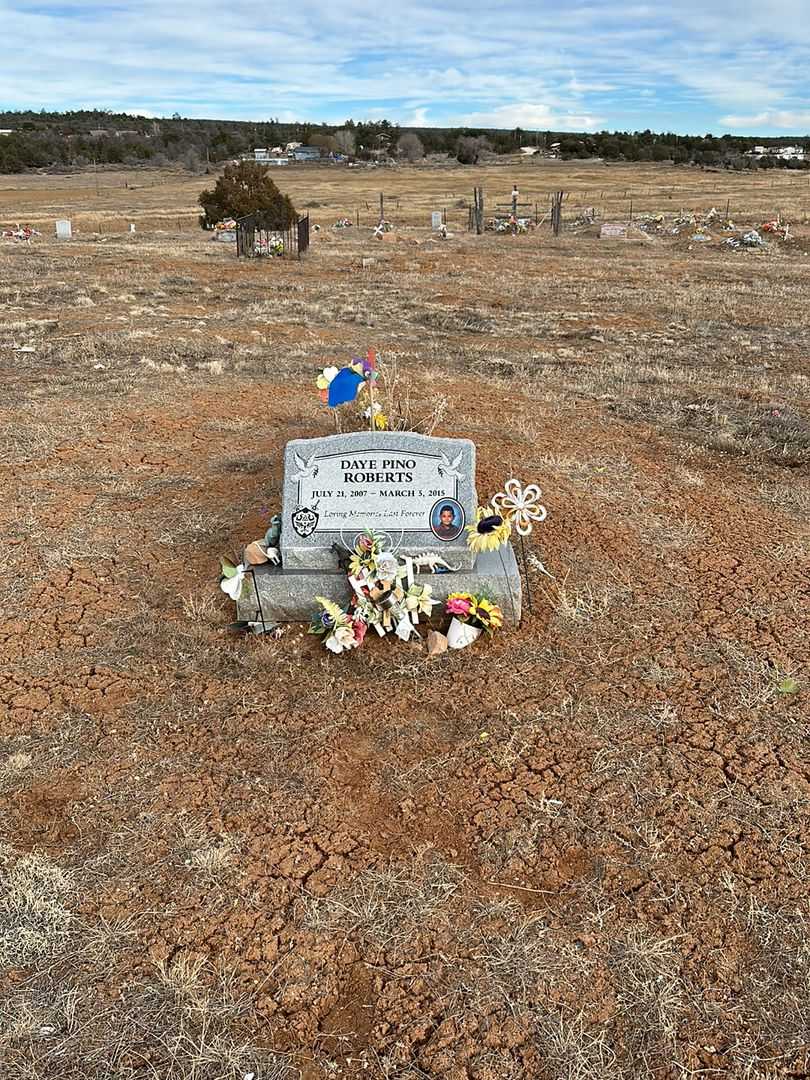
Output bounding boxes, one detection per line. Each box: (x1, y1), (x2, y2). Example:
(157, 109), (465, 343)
(1, 162), (809, 1080)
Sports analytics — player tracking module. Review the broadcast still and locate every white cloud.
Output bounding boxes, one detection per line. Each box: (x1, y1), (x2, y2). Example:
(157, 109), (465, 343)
(719, 110), (810, 130)
(0, 0), (807, 134)
(405, 106), (430, 127)
(565, 78), (616, 94)
(463, 102), (603, 131)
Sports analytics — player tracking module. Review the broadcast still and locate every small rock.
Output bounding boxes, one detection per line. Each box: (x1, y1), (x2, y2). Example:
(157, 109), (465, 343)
(426, 630), (448, 656)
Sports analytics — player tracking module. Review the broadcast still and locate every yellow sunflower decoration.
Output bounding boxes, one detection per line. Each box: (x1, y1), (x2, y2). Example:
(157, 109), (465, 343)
(466, 506), (511, 554)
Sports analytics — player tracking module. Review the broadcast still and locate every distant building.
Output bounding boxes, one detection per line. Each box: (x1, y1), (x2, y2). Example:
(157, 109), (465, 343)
(291, 145), (322, 162)
(115, 130), (140, 138)
(248, 148), (289, 165)
(520, 146), (539, 155)
(0, 129), (13, 136)
(746, 144), (806, 161)
(89, 129), (109, 138)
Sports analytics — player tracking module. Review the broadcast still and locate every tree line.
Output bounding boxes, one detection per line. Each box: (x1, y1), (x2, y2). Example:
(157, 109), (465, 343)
(0, 109), (807, 174)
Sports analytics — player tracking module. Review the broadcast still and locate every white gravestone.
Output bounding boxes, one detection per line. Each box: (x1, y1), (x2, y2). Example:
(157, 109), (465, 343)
(55, 219), (72, 240)
(431, 211), (442, 229)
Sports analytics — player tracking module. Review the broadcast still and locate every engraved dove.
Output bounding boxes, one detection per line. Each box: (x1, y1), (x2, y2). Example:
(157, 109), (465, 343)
(437, 451), (463, 480)
(291, 453), (319, 481)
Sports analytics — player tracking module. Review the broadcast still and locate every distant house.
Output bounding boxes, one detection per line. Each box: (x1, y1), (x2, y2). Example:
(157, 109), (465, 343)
(115, 130), (140, 138)
(285, 141), (302, 152)
(248, 148), (289, 165)
(520, 146), (539, 155)
(89, 129), (109, 138)
(0, 129), (13, 136)
(746, 144), (806, 161)
(291, 145), (322, 162)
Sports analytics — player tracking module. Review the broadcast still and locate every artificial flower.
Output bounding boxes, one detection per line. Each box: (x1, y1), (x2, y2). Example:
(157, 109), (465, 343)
(314, 596), (344, 626)
(325, 624), (358, 653)
(352, 617), (368, 645)
(348, 530), (384, 576)
(404, 583), (438, 616)
(492, 479), (547, 536)
(446, 593), (474, 618)
(375, 552), (398, 580)
(466, 506), (511, 554)
(475, 597), (504, 632)
(220, 557), (246, 601)
(445, 592), (503, 634)
(363, 402), (388, 430)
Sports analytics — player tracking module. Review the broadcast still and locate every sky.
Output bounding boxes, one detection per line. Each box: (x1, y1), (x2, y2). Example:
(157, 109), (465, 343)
(2, 0), (810, 136)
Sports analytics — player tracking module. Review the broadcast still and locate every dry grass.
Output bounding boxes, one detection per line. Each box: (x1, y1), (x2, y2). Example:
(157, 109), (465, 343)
(0, 845), (75, 968)
(300, 852), (464, 956)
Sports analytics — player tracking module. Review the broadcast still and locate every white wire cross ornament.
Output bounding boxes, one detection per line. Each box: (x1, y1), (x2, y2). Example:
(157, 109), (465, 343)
(492, 479), (547, 616)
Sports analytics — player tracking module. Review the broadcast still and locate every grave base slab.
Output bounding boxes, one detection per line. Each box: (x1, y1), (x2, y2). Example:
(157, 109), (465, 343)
(237, 544), (523, 626)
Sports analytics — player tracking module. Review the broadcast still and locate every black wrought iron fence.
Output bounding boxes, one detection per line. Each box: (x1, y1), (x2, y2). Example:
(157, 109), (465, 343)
(236, 212), (310, 259)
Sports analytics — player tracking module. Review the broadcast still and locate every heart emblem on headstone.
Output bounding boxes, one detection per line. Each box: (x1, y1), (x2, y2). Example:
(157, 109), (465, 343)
(291, 506), (319, 538)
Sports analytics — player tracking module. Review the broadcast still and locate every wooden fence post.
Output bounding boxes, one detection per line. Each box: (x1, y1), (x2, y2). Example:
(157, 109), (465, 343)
(551, 191), (564, 236)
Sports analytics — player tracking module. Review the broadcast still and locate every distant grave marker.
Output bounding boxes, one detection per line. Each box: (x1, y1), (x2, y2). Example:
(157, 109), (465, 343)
(431, 211), (442, 229)
(600, 222), (628, 239)
(55, 219), (72, 240)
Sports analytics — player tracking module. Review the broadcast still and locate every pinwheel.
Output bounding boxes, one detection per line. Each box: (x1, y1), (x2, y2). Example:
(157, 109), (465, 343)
(492, 479), (547, 536)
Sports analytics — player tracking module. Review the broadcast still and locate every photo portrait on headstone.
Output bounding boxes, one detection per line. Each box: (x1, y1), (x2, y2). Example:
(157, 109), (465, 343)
(430, 498), (464, 541)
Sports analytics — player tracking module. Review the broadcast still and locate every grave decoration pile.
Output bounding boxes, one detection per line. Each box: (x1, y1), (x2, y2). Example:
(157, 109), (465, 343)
(308, 529), (444, 652)
(218, 351), (549, 643)
(2, 224), (40, 243)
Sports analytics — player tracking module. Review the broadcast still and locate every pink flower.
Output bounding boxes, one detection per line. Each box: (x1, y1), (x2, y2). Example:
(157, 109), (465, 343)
(358, 535), (374, 552)
(352, 617), (368, 645)
(446, 595), (473, 617)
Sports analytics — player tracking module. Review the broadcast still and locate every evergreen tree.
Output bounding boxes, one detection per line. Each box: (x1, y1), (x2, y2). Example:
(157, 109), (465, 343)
(197, 161), (297, 228)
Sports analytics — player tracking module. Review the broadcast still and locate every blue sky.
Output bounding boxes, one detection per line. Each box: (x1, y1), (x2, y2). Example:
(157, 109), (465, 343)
(2, 0), (810, 135)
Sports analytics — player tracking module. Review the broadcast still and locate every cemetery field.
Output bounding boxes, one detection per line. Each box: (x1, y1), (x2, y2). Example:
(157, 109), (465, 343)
(1, 163), (809, 1079)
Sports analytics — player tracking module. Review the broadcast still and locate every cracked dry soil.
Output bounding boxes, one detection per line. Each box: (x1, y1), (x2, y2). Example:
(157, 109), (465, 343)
(1, 177), (809, 1078)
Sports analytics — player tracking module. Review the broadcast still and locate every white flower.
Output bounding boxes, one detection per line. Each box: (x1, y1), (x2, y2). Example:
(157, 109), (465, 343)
(325, 624), (358, 653)
(375, 552), (399, 579)
(492, 479), (547, 536)
(220, 563), (246, 600)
